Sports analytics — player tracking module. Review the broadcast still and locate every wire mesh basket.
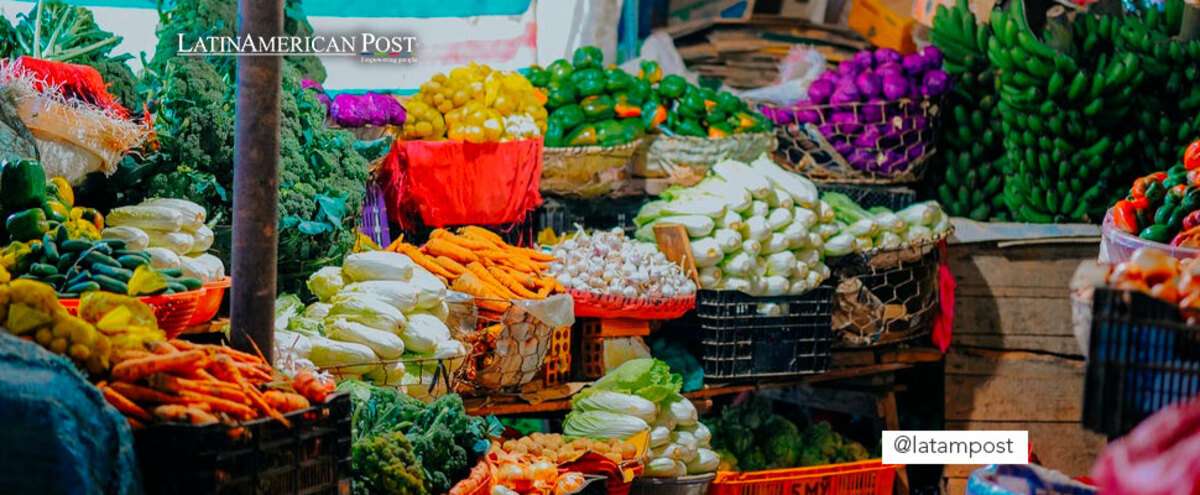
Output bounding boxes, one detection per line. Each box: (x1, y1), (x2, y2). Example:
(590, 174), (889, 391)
(761, 97), (940, 184)
(829, 240), (945, 347)
(633, 132), (777, 187)
(459, 295), (574, 392)
(542, 140), (643, 199)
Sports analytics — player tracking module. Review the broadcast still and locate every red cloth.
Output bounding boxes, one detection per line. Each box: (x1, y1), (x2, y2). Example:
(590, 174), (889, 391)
(932, 244), (956, 353)
(1092, 398), (1200, 495)
(378, 138), (543, 230)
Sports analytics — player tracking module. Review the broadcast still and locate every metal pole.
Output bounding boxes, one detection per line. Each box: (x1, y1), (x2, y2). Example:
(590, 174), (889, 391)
(1182, 2), (1199, 42)
(230, 0), (284, 360)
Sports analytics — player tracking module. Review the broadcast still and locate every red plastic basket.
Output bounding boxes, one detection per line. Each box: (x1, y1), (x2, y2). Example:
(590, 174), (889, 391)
(568, 289), (696, 319)
(709, 461), (898, 495)
(58, 290), (204, 339)
(187, 277), (231, 327)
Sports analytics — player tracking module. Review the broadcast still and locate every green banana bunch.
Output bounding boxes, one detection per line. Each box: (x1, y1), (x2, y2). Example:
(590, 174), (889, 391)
(928, 0), (1007, 221)
(989, 0), (1141, 223)
(1113, 0), (1200, 173)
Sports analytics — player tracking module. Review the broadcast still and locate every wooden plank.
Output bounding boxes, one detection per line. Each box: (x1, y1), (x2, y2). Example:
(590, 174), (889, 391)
(945, 421), (1107, 478)
(954, 296), (1075, 337)
(654, 224), (700, 285)
(946, 349), (1085, 422)
(953, 335), (1083, 356)
(948, 243), (1097, 290)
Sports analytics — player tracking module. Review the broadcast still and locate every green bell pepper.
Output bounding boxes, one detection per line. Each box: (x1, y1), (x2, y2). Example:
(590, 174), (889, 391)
(572, 46), (604, 70)
(547, 59), (574, 83)
(545, 80), (577, 109)
(565, 124), (599, 146)
(595, 119), (627, 146)
(642, 101), (667, 130)
(705, 108), (729, 125)
(550, 104), (586, 131)
(526, 65), (550, 87)
(638, 60), (662, 84)
(676, 118), (706, 138)
(1140, 224), (1174, 243)
(678, 90), (707, 120)
(658, 74), (688, 99)
(716, 92), (743, 113)
(604, 68), (634, 92)
(580, 94), (615, 122)
(1, 160), (47, 212)
(571, 68), (606, 97)
(545, 120), (565, 147)
(631, 80), (653, 105)
(6, 208), (47, 242)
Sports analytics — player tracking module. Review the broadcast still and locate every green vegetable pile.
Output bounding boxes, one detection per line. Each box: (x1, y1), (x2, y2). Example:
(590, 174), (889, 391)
(927, 0), (1007, 221)
(531, 46), (649, 147)
(121, 0), (368, 294)
(338, 380), (498, 495)
(703, 398), (872, 471)
(652, 74), (771, 139)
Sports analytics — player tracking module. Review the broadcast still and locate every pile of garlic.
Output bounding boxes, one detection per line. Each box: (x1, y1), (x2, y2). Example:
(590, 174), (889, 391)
(547, 228), (697, 299)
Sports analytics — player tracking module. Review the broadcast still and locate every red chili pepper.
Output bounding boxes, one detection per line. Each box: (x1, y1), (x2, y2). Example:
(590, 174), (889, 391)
(1131, 177), (1149, 198)
(1113, 200), (1139, 233)
(1185, 140), (1200, 171)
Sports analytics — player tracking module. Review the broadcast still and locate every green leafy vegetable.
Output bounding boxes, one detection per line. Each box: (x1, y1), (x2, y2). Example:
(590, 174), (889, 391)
(352, 432), (428, 495)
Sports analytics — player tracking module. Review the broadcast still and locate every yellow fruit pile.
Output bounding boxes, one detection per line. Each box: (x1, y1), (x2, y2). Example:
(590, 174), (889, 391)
(1, 275), (163, 375)
(404, 63), (548, 142)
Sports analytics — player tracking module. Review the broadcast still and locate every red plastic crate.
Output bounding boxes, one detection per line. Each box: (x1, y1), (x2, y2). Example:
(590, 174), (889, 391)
(709, 460), (898, 495)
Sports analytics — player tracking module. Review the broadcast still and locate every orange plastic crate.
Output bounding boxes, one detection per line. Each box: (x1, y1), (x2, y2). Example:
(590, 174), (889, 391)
(709, 460), (898, 495)
(187, 277), (231, 327)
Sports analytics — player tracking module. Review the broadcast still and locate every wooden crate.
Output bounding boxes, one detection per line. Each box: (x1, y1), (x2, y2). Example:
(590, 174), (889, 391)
(944, 228), (1105, 488)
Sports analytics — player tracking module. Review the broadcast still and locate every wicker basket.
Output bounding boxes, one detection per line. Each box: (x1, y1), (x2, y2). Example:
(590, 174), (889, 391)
(469, 294), (574, 391)
(633, 132), (776, 187)
(542, 139), (642, 199)
(762, 97), (940, 185)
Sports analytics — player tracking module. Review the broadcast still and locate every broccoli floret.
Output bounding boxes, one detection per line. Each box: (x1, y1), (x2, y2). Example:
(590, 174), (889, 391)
(765, 430), (801, 468)
(405, 395), (490, 495)
(799, 445), (825, 467)
(352, 431), (427, 495)
(740, 448), (767, 471)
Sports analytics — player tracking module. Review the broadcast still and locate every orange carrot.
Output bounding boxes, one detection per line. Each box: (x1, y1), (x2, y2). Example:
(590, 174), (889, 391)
(263, 390), (311, 413)
(492, 268), (539, 299)
(518, 247), (556, 262)
(467, 263), (518, 298)
(445, 233), (496, 251)
(166, 339), (198, 351)
(452, 272), (501, 298)
(429, 228), (451, 240)
(148, 341), (180, 355)
(535, 285), (553, 298)
(152, 404), (220, 425)
(127, 417), (145, 429)
(478, 299), (512, 314)
(111, 381), (188, 404)
(149, 374), (248, 404)
(102, 386), (152, 421)
(434, 256), (468, 276)
(177, 391), (257, 419)
(461, 226), (505, 245)
(425, 238), (480, 263)
(399, 245), (456, 278)
(292, 370), (334, 403)
(210, 355), (288, 426)
(111, 350), (206, 383)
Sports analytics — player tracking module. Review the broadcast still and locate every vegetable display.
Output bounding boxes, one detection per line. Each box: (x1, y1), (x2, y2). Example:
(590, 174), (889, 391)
(563, 358), (718, 477)
(387, 227), (563, 315)
(495, 432), (638, 465)
(404, 63), (547, 142)
(634, 155), (834, 296)
(1109, 141), (1200, 247)
(275, 250), (466, 385)
(926, 0), (1007, 220)
(651, 75), (771, 138)
(1103, 247), (1200, 314)
(761, 47), (949, 176)
(531, 46), (649, 147)
(820, 193), (952, 257)
(703, 398), (872, 471)
(339, 379), (497, 495)
(546, 228), (696, 300)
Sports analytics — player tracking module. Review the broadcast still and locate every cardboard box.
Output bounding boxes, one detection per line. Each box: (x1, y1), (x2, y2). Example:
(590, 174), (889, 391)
(848, 0), (918, 54)
(913, 0), (995, 27)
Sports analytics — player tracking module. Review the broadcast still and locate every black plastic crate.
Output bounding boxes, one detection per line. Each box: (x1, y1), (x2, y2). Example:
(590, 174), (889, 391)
(1082, 288), (1200, 437)
(697, 286), (835, 381)
(817, 183), (917, 211)
(134, 392), (352, 495)
(536, 195), (652, 237)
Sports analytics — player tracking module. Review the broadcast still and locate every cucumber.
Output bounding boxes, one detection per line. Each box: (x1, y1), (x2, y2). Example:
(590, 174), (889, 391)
(42, 233), (59, 264)
(30, 263), (58, 277)
(91, 264), (134, 281)
(93, 242), (113, 255)
(56, 255), (75, 274)
(43, 274), (66, 287)
(65, 281), (101, 294)
(28, 243), (42, 261)
(93, 275), (129, 294)
(158, 268), (183, 278)
(166, 281), (189, 293)
(55, 226), (69, 245)
(96, 239), (127, 251)
(61, 240), (91, 253)
(66, 271), (91, 288)
(57, 292), (79, 299)
(117, 255), (149, 269)
(178, 277), (203, 291)
(82, 251), (122, 268)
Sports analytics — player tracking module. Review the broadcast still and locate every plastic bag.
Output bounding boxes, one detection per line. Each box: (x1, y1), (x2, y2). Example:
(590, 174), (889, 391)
(101, 226), (149, 251)
(326, 293), (407, 334)
(343, 251), (415, 282)
(562, 410), (649, 440)
(571, 389), (658, 422)
(602, 336), (651, 373)
(1092, 398), (1200, 494)
(342, 280), (419, 313)
(275, 329), (313, 359)
(307, 266), (346, 302)
(402, 313), (451, 354)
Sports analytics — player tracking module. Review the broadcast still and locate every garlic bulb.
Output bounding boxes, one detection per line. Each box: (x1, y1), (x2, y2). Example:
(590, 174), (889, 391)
(546, 227), (695, 300)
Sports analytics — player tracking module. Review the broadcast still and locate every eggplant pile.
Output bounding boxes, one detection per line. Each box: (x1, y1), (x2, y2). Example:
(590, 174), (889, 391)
(927, 0), (1007, 221)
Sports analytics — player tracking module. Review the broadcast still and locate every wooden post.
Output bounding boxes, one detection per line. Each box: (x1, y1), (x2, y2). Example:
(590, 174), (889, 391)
(230, 0), (284, 360)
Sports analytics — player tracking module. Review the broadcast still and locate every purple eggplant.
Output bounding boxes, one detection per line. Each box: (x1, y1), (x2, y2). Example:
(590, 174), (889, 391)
(854, 71), (882, 98)
(922, 69), (952, 97)
(853, 51), (876, 71)
(902, 53), (926, 75)
(921, 46), (943, 69)
(807, 79), (836, 104)
(882, 75), (910, 101)
(874, 48), (903, 66)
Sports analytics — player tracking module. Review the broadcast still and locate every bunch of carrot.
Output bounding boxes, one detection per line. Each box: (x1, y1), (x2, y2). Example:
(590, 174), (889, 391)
(385, 226), (563, 315)
(97, 339), (335, 428)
